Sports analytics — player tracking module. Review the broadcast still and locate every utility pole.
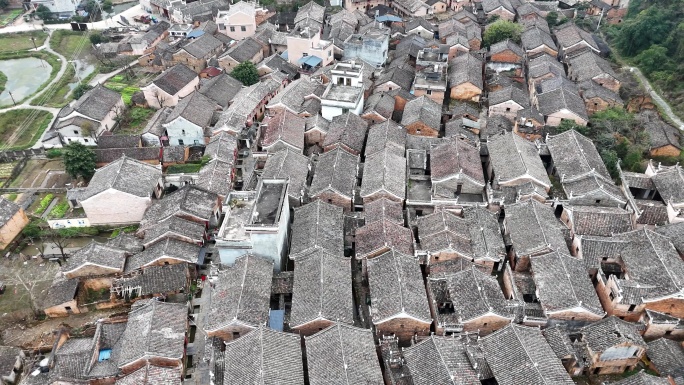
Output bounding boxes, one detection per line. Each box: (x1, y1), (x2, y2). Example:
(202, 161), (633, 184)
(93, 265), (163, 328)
(30, 37), (46, 68)
(8, 91), (16, 106)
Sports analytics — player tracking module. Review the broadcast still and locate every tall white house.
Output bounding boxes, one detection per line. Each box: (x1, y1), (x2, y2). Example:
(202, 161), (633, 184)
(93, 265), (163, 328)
(321, 61), (365, 121)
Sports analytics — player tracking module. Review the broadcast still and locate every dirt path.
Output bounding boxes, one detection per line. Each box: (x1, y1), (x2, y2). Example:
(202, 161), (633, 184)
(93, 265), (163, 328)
(627, 66), (684, 130)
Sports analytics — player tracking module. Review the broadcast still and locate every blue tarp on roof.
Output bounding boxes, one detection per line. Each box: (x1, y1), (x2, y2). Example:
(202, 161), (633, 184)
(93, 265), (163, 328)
(280, 50), (288, 60)
(98, 349), (112, 362)
(269, 310), (285, 331)
(187, 30), (205, 38)
(376, 15), (402, 22)
(297, 55), (322, 67)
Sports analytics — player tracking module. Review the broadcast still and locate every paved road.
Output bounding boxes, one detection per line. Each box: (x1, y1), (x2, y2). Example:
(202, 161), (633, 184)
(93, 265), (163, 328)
(628, 66), (684, 130)
(0, 5), (145, 34)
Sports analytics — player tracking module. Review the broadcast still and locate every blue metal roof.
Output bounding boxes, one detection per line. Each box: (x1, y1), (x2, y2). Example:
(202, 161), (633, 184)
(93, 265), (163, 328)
(281, 50), (289, 60)
(187, 30), (205, 39)
(377, 15), (402, 22)
(268, 310), (285, 331)
(297, 55), (322, 67)
(98, 349), (112, 362)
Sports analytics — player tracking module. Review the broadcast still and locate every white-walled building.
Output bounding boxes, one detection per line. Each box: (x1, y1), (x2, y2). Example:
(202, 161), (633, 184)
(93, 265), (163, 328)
(321, 61), (365, 121)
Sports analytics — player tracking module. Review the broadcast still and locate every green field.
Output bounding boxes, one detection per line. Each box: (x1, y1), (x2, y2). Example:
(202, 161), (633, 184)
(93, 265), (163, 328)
(31, 64), (76, 108)
(0, 31), (47, 53)
(0, 109), (53, 150)
(50, 30), (90, 59)
(0, 9), (23, 27)
(104, 74), (141, 105)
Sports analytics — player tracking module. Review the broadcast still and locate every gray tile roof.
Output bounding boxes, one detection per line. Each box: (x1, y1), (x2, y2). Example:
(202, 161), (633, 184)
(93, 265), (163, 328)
(220, 37), (263, 63)
(142, 215), (205, 245)
(489, 85), (529, 108)
(115, 364), (182, 385)
(295, 0), (325, 26)
(613, 372), (671, 385)
(290, 200), (344, 259)
(290, 254), (354, 328)
(567, 50), (617, 83)
(262, 148), (309, 201)
(198, 73), (244, 108)
(480, 324), (575, 385)
(118, 300), (187, 367)
(488, 131), (551, 188)
(654, 222), (684, 256)
(553, 23), (599, 52)
(652, 165), (684, 204)
(401, 96), (442, 132)
(215, 79), (280, 131)
(463, 207), (506, 262)
(310, 148), (358, 200)
(125, 238), (201, 273)
(205, 254), (273, 332)
(580, 235), (628, 270)
(505, 200), (568, 257)
(152, 64), (198, 96)
(562, 173), (626, 204)
(97, 135), (140, 149)
(536, 78), (589, 121)
(261, 109), (306, 151)
(364, 197), (404, 226)
(527, 53), (565, 80)
(81, 155), (161, 201)
(430, 266), (512, 326)
(564, 205), (633, 236)
(542, 325), (578, 360)
(113, 263), (188, 297)
(547, 129), (612, 182)
(0, 197), (21, 228)
(521, 25), (557, 52)
(430, 138), (485, 185)
(489, 39), (524, 60)
(647, 338), (684, 377)
(182, 32), (223, 59)
(365, 120), (406, 158)
(448, 53), (483, 89)
(222, 325), (304, 384)
(580, 316), (645, 353)
(356, 219), (414, 258)
(482, 0), (515, 13)
(305, 323), (383, 385)
(141, 185), (218, 228)
(259, 54), (299, 80)
(403, 335), (481, 385)
(62, 240), (128, 275)
(323, 112), (369, 154)
(375, 67), (415, 91)
(360, 149), (406, 201)
(267, 77), (324, 115)
(367, 250), (431, 324)
(72, 84), (122, 121)
(204, 131), (237, 162)
(42, 275), (79, 309)
(416, 210), (471, 256)
(614, 228), (684, 301)
(530, 251), (604, 316)
(93, 147), (161, 165)
(104, 233), (144, 254)
(196, 158), (234, 197)
(306, 114), (330, 134)
(363, 92), (395, 121)
(165, 91), (219, 128)
(50, 338), (92, 382)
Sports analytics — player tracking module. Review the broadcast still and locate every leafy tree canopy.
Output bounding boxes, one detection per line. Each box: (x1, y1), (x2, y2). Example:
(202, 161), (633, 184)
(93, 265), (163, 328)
(63, 142), (96, 180)
(231, 61), (259, 86)
(35, 5), (52, 20)
(483, 20), (523, 47)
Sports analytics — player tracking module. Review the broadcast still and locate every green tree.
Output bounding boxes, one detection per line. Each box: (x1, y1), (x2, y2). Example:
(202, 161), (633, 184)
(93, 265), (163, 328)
(73, 83), (92, 99)
(634, 45), (672, 76)
(84, 0), (99, 16)
(231, 61), (259, 86)
(546, 12), (559, 27)
(35, 4), (52, 20)
(0, 0), (10, 10)
(551, 119), (590, 136)
(64, 142), (96, 180)
(102, 0), (113, 12)
(483, 20), (523, 47)
(89, 32), (105, 45)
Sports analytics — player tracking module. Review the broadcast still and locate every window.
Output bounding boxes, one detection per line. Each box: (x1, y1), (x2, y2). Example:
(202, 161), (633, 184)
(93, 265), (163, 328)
(506, 107), (511, 112)
(232, 332), (240, 338)
(84, 139), (89, 143)
(241, 26), (246, 31)
(628, 304), (636, 312)
(595, 199), (601, 204)
(230, 26), (235, 32)
(427, 89), (432, 95)
(64, 306), (72, 311)
(181, 129), (186, 135)
(302, 53), (308, 57)
(74, 130), (79, 134)
(178, 139), (184, 145)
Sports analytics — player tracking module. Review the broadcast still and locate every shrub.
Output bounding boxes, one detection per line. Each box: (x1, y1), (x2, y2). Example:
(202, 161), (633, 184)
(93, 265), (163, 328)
(34, 194), (54, 215)
(46, 148), (63, 158)
(48, 201), (69, 219)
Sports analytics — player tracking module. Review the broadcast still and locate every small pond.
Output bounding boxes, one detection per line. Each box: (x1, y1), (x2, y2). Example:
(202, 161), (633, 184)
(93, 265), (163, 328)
(0, 57), (53, 107)
(104, 1), (139, 19)
(67, 59), (97, 92)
